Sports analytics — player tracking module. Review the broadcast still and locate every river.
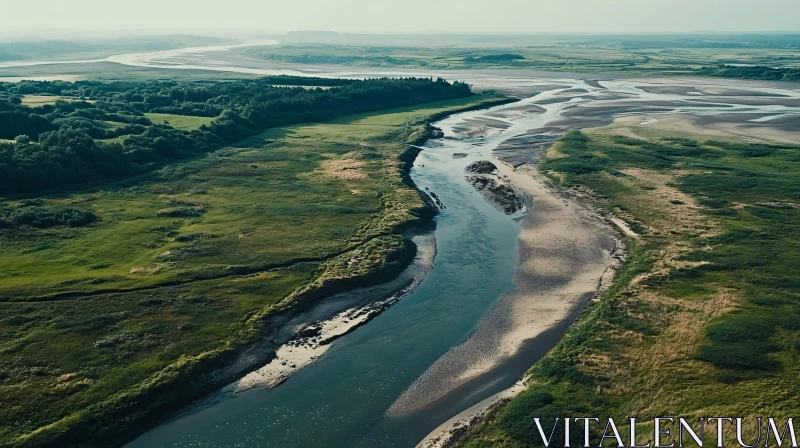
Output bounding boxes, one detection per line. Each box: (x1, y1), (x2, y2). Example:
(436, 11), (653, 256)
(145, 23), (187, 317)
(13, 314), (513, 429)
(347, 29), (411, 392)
(6, 42), (800, 447)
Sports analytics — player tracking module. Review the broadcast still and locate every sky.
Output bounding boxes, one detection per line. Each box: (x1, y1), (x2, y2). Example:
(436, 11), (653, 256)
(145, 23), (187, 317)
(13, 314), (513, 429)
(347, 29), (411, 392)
(2, 0), (800, 35)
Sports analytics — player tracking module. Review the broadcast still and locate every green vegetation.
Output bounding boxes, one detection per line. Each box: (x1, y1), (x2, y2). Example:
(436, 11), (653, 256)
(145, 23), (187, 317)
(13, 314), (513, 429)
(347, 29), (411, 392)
(19, 95), (87, 107)
(0, 203), (97, 229)
(457, 132), (800, 446)
(0, 61), (265, 83)
(697, 64), (800, 81)
(0, 80), (504, 447)
(0, 77), (471, 195)
(464, 54), (525, 64)
(143, 113), (214, 131)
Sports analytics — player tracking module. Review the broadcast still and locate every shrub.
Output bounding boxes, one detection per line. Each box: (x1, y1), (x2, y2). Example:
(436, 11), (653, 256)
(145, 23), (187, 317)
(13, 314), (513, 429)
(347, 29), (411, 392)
(156, 207), (205, 218)
(499, 391), (559, 444)
(697, 341), (779, 370)
(705, 314), (773, 343)
(0, 205), (97, 228)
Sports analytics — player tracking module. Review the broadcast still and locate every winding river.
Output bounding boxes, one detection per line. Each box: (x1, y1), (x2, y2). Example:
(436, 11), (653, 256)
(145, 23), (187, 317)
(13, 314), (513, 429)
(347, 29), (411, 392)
(124, 74), (800, 448)
(6, 42), (800, 447)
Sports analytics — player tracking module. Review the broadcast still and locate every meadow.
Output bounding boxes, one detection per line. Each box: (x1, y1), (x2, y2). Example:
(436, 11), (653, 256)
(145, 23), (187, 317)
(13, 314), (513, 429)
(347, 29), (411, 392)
(19, 96), (88, 107)
(0, 88), (504, 447)
(457, 129), (800, 446)
(141, 113), (214, 131)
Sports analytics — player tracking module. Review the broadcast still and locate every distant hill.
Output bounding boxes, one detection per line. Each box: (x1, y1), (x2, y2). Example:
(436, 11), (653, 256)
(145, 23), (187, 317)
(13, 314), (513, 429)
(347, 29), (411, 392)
(0, 35), (233, 61)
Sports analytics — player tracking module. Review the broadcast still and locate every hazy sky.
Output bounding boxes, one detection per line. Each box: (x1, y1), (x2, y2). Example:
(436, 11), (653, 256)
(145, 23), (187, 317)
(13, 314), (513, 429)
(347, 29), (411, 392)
(3, 0), (800, 34)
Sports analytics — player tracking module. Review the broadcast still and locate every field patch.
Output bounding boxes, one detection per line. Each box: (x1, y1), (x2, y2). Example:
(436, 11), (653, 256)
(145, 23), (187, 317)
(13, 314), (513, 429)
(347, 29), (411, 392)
(143, 113), (215, 131)
(20, 95), (87, 106)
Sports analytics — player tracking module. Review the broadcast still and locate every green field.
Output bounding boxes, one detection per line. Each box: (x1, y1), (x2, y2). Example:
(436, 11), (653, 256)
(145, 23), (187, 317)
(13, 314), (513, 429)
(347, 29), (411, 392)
(457, 130), (800, 446)
(0, 94), (504, 447)
(143, 113), (215, 131)
(20, 95), (87, 107)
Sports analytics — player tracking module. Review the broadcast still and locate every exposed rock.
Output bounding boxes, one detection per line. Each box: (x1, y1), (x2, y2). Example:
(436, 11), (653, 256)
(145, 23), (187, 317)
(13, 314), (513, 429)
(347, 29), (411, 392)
(296, 324), (322, 338)
(465, 160), (497, 174)
(464, 160), (525, 214)
(428, 125), (445, 139)
(424, 191), (445, 210)
(452, 153), (468, 159)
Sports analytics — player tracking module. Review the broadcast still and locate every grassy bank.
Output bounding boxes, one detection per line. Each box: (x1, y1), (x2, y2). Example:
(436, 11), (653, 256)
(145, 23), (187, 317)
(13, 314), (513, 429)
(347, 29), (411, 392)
(0, 94), (504, 447)
(456, 129), (800, 446)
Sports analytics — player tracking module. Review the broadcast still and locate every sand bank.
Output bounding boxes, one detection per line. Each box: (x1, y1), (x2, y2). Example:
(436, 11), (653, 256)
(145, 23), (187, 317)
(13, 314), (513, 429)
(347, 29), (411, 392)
(201, 232), (436, 399)
(413, 160), (625, 446)
(392, 155), (623, 418)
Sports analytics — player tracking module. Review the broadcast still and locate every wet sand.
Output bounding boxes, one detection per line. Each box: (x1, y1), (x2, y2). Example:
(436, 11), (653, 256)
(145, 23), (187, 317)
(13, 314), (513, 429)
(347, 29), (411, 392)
(596, 114), (800, 145)
(386, 88), (633, 422)
(414, 159), (628, 447)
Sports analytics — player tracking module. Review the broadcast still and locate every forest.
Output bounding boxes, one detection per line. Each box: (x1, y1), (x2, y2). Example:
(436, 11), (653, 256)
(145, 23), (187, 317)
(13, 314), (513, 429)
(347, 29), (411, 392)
(0, 76), (472, 195)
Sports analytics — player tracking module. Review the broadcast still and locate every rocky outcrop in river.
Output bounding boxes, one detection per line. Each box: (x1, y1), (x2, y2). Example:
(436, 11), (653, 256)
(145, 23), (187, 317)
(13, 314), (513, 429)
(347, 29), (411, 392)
(464, 160), (525, 214)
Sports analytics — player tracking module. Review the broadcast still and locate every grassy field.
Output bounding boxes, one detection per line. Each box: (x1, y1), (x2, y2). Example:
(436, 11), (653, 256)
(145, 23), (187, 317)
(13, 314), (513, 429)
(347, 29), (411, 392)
(0, 94), (505, 447)
(0, 95), (498, 301)
(143, 113), (215, 131)
(457, 128), (800, 446)
(20, 95), (88, 106)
